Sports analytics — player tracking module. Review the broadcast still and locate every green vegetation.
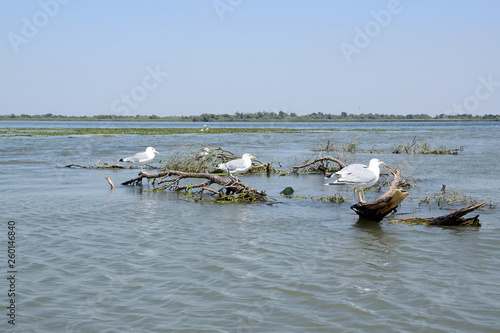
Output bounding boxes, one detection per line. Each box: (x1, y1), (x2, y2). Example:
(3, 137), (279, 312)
(420, 186), (480, 208)
(280, 187), (295, 196)
(392, 137), (463, 155)
(313, 139), (359, 153)
(318, 193), (348, 203)
(311, 137), (462, 156)
(0, 127), (324, 137)
(1, 111), (499, 122)
(6, 127), (453, 139)
(214, 191), (266, 204)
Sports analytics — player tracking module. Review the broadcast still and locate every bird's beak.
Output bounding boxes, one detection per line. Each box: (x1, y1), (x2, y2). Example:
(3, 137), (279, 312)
(155, 151), (159, 154)
(380, 161), (385, 164)
(251, 156), (257, 159)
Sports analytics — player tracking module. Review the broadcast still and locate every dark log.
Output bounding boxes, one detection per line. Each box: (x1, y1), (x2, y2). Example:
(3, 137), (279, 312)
(64, 163), (91, 169)
(64, 163), (135, 169)
(390, 203), (486, 227)
(351, 165), (410, 221)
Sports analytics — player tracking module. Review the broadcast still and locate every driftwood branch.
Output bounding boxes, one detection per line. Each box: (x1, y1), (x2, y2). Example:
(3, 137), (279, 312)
(351, 165), (410, 221)
(122, 170), (225, 186)
(64, 163), (156, 170)
(292, 157), (347, 171)
(168, 179), (213, 192)
(122, 170), (266, 201)
(105, 176), (115, 189)
(390, 203), (486, 227)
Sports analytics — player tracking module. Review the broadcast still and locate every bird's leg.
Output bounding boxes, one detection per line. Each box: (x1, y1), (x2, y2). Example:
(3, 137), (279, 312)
(227, 172), (237, 185)
(232, 174), (244, 186)
(356, 189), (365, 203)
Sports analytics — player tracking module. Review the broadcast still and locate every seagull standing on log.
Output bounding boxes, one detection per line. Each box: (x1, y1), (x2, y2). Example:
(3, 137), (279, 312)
(325, 158), (384, 202)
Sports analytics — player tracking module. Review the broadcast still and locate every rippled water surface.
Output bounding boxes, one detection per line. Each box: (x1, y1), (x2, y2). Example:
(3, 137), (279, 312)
(1, 121), (500, 332)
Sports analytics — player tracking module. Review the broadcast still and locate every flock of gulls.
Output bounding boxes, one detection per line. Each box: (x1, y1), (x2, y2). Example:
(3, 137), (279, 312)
(118, 147), (256, 181)
(119, 147), (384, 199)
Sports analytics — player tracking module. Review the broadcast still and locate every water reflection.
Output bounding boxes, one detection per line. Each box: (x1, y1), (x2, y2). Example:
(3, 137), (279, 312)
(353, 217), (383, 232)
(348, 218), (402, 292)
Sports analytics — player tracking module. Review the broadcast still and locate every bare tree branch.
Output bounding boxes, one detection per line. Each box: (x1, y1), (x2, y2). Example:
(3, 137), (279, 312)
(292, 156), (347, 171)
(390, 203), (486, 227)
(122, 170), (266, 201)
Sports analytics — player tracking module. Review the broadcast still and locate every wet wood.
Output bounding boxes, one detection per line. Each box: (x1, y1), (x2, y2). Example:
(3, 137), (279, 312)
(105, 176), (115, 189)
(351, 165), (410, 221)
(64, 159), (157, 169)
(122, 170), (266, 201)
(64, 163), (131, 169)
(390, 203), (486, 227)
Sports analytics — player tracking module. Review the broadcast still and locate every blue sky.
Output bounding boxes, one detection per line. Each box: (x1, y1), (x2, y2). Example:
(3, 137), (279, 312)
(1, 0), (499, 117)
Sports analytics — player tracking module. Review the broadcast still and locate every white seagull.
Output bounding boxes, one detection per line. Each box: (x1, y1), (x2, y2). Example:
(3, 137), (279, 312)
(325, 158), (384, 202)
(119, 147), (159, 172)
(217, 153), (256, 181)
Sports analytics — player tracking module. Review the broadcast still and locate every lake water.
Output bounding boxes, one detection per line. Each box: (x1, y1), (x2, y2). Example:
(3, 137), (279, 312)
(1, 121), (499, 332)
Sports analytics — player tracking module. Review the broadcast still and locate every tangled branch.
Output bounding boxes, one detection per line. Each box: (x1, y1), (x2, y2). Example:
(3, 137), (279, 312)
(292, 156), (347, 173)
(122, 170), (266, 202)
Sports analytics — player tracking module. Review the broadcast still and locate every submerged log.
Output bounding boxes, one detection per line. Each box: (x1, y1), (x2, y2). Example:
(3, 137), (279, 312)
(64, 163), (130, 169)
(63, 162), (157, 170)
(390, 203), (486, 227)
(122, 170), (266, 202)
(351, 165), (410, 221)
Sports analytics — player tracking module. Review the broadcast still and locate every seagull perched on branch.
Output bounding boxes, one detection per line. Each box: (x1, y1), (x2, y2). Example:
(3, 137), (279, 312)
(325, 158), (384, 202)
(217, 153), (256, 181)
(119, 147), (159, 172)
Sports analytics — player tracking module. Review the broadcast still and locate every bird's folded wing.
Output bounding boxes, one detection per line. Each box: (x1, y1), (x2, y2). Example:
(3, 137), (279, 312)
(338, 168), (376, 184)
(337, 164), (366, 177)
(126, 152), (149, 163)
(225, 159), (246, 170)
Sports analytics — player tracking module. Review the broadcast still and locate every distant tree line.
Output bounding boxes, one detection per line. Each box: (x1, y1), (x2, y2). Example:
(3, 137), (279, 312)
(1, 112), (499, 122)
